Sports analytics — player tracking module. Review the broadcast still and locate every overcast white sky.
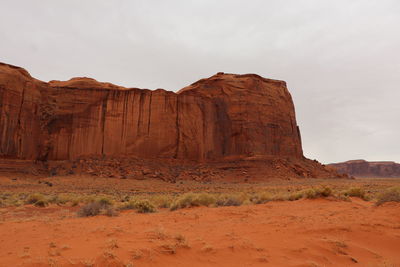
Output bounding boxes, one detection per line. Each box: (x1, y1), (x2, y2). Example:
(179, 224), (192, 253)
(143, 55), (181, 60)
(1, 0), (399, 163)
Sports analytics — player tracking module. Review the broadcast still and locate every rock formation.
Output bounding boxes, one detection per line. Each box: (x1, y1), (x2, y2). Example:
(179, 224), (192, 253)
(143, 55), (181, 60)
(0, 62), (341, 180)
(328, 160), (400, 178)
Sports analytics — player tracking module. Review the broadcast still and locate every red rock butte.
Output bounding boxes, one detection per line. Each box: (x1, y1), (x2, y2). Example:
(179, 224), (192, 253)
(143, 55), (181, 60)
(0, 62), (341, 179)
(328, 160), (400, 178)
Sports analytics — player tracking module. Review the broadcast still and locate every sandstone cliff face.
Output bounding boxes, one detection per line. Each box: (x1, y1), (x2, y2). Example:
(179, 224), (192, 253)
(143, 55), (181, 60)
(0, 63), (302, 162)
(0, 63), (44, 159)
(329, 160), (400, 178)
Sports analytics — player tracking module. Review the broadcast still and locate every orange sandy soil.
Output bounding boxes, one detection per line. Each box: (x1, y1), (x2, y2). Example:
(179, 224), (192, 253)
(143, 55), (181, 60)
(0, 198), (399, 266)
(1, 175), (400, 266)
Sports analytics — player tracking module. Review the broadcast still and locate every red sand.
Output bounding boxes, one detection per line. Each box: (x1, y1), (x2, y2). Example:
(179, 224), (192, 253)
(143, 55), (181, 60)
(1, 199), (399, 266)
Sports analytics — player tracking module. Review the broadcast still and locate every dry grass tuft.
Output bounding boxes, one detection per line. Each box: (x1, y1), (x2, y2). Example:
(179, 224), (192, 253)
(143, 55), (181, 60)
(150, 195), (173, 209)
(343, 187), (368, 200)
(170, 193), (216, 211)
(77, 199), (118, 217)
(376, 187), (400, 206)
(25, 193), (49, 207)
(121, 199), (156, 213)
(216, 193), (244, 206)
(303, 187), (333, 199)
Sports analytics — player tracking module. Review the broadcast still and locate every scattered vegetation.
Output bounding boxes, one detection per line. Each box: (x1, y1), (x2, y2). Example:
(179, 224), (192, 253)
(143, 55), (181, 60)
(216, 193), (245, 206)
(25, 193), (49, 207)
(303, 187), (333, 199)
(2, 182), (400, 214)
(343, 187), (368, 200)
(25, 193), (46, 204)
(376, 187), (400, 205)
(121, 199), (156, 213)
(77, 199), (118, 217)
(170, 193), (216, 210)
(150, 195), (173, 209)
(251, 192), (273, 204)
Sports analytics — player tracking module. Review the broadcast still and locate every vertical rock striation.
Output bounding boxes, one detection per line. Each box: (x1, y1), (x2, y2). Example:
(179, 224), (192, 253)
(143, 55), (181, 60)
(0, 63), (303, 162)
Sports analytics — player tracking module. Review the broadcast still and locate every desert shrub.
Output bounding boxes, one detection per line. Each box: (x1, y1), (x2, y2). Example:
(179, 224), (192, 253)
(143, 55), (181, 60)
(319, 187), (333, 197)
(34, 199), (49, 207)
(170, 193), (196, 211)
(170, 193), (216, 211)
(303, 187), (332, 199)
(287, 191), (304, 201)
(25, 193), (47, 206)
(151, 195), (173, 208)
(251, 192), (273, 204)
(120, 200), (136, 210)
(344, 187), (367, 200)
(336, 194), (351, 202)
(97, 197), (113, 206)
(376, 187), (400, 206)
(134, 200), (156, 213)
(120, 199), (156, 213)
(120, 195), (131, 202)
(2, 194), (24, 207)
(193, 193), (216, 206)
(216, 194), (243, 206)
(303, 189), (317, 199)
(78, 202), (103, 217)
(47, 194), (68, 205)
(77, 198), (117, 217)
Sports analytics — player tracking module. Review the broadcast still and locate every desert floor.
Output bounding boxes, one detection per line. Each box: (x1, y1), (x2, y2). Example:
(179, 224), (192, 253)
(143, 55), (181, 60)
(0, 175), (399, 267)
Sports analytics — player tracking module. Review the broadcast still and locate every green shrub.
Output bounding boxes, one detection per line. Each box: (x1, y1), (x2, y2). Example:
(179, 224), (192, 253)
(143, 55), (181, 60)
(376, 187), (400, 206)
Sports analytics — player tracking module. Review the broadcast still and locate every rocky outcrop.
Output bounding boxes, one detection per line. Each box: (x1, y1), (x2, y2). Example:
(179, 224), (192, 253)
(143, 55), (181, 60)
(328, 160), (400, 178)
(1, 63), (302, 161)
(0, 62), (340, 179)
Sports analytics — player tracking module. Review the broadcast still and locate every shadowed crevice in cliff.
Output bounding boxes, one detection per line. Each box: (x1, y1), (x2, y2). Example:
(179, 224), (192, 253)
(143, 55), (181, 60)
(100, 96), (108, 156)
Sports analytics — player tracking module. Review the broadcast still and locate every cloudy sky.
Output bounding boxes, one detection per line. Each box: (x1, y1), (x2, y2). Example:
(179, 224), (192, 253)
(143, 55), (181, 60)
(1, 0), (399, 163)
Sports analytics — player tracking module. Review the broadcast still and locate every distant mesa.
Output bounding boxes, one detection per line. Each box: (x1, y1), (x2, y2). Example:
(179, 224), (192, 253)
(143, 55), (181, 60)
(0, 62), (343, 180)
(328, 160), (400, 178)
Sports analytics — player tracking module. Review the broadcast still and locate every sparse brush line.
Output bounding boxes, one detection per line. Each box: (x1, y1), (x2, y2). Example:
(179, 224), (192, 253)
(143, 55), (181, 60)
(1, 185), (399, 217)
